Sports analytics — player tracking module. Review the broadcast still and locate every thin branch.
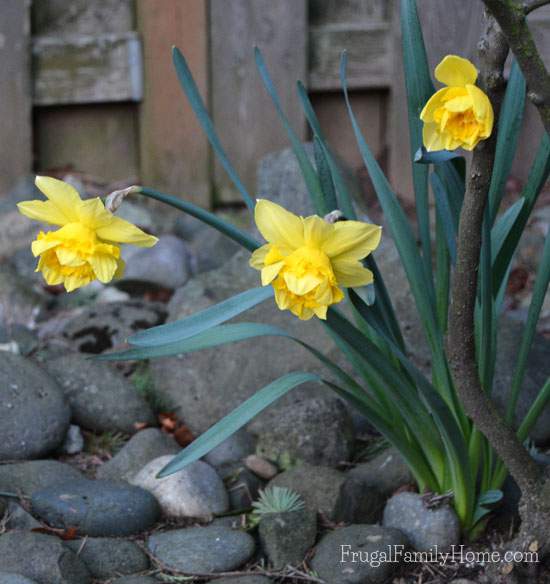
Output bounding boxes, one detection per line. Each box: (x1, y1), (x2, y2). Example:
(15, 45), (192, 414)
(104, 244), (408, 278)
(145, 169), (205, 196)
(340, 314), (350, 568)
(523, 0), (550, 14)
(447, 13), (540, 493)
(483, 0), (550, 134)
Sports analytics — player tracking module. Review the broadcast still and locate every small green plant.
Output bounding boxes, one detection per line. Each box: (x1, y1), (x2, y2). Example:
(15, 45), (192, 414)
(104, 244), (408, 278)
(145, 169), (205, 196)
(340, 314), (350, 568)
(252, 486), (305, 517)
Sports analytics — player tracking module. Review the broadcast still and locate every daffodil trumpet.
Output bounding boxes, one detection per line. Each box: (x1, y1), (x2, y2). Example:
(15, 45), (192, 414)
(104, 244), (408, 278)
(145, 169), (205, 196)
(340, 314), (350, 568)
(249, 199), (382, 320)
(421, 55), (494, 152)
(17, 176), (158, 292)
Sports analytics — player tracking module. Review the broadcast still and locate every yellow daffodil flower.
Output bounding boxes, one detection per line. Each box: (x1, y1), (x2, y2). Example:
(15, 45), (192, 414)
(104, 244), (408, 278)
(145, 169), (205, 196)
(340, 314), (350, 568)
(421, 55), (493, 151)
(17, 176), (158, 292)
(250, 199), (381, 320)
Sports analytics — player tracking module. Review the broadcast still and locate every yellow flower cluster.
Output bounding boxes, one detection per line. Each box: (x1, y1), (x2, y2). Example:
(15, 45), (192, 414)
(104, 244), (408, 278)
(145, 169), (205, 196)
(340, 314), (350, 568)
(18, 176), (157, 292)
(250, 200), (381, 320)
(421, 55), (493, 151)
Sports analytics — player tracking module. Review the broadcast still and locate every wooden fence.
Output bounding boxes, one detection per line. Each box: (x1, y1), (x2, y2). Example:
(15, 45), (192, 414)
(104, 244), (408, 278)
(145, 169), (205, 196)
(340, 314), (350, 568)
(1, 0), (549, 208)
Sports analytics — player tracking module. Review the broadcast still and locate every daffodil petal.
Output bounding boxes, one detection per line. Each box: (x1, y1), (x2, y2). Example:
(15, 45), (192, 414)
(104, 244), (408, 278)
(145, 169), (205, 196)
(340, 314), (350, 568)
(423, 122), (447, 151)
(96, 216), (158, 247)
(284, 272), (320, 296)
(466, 84), (493, 134)
(31, 234), (60, 256)
(17, 200), (69, 226)
(261, 261), (284, 285)
(332, 260), (374, 288)
(88, 253), (119, 283)
(250, 245), (269, 270)
(420, 88), (449, 122)
(35, 176), (81, 222)
(254, 199), (304, 248)
(303, 215), (330, 247)
(324, 221), (381, 261)
(77, 198), (113, 229)
(434, 55), (478, 87)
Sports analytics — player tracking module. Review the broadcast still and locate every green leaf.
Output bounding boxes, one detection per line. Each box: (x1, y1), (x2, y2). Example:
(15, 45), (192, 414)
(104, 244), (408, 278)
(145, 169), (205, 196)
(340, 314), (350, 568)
(473, 489), (503, 525)
(400, 0), (434, 284)
(414, 147), (461, 164)
(488, 61), (526, 223)
(313, 136), (338, 212)
(506, 231), (550, 424)
(492, 133), (550, 292)
(138, 187), (260, 252)
(431, 172), (457, 263)
(254, 48), (326, 215)
(340, 52), (444, 387)
(157, 372), (320, 477)
(97, 323), (288, 361)
(128, 287), (273, 347)
(172, 47), (254, 211)
(296, 80), (357, 220)
(435, 208), (451, 332)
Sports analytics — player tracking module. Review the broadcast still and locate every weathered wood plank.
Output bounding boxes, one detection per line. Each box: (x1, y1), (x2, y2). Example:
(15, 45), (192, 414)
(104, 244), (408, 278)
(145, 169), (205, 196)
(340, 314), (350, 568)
(35, 104), (139, 183)
(32, 33), (143, 105)
(309, 0), (390, 25)
(136, 0), (211, 208)
(210, 0), (307, 204)
(0, 0), (32, 196)
(309, 23), (391, 90)
(32, 0), (134, 35)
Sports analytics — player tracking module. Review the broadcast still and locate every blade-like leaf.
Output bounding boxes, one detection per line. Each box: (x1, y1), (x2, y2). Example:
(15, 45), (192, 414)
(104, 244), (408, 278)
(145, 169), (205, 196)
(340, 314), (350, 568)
(138, 187), (259, 252)
(400, 0), (434, 284)
(431, 172), (457, 263)
(172, 47), (254, 210)
(157, 372), (320, 477)
(313, 136), (338, 212)
(506, 231), (550, 423)
(255, 48), (326, 215)
(128, 287), (273, 347)
(296, 80), (357, 220)
(488, 61), (526, 223)
(492, 133), (550, 292)
(414, 147), (461, 164)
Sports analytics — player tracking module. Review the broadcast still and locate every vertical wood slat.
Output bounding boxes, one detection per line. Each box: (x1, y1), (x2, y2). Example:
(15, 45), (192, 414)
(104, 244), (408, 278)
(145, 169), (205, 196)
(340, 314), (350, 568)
(0, 0), (32, 195)
(137, 0), (210, 207)
(210, 0), (308, 204)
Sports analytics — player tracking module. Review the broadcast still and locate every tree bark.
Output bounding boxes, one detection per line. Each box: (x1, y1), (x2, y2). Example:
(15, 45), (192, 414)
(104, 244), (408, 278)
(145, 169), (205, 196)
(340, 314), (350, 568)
(482, 0), (550, 135)
(447, 12), (540, 496)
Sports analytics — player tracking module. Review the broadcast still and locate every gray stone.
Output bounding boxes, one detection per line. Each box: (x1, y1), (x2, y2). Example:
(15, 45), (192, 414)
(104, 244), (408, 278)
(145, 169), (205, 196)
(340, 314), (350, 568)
(0, 460), (84, 497)
(383, 492), (460, 552)
(215, 578), (272, 584)
(61, 425), (84, 455)
(111, 578), (158, 584)
(347, 447), (414, 497)
(147, 526), (255, 573)
(131, 456), (228, 519)
(44, 353), (155, 434)
(0, 531), (91, 584)
(250, 395), (354, 467)
(311, 524), (408, 584)
(96, 428), (180, 482)
(150, 251), (345, 436)
(492, 318), (550, 445)
(270, 464), (384, 523)
(64, 538), (149, 580)
(219, 463), (264, 510)
(0, 324), (39, 357)
(0, 574), (39, 584)
(188, 227), (241, 274)
(4, 501), (42, 530)
(258, 507), (317, 569)
(0, 353), (71, 460)
(0, 499), (5, 519)
(0, 260), (46, 328)
(59, 300), (167, 354)
(31, 479), (160, 536)
(204, 429), (256, 468)
(119, 235), (191, 290)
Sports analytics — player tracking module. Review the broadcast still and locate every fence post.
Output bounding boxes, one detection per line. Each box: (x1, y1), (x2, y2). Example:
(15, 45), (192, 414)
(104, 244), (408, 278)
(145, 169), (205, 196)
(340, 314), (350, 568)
(0, 0), (32, 196)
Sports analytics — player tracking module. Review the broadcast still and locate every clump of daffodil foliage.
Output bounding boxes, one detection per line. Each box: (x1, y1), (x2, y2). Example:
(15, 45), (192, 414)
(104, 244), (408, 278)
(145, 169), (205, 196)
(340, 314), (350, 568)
(20, 0), (549, 541)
